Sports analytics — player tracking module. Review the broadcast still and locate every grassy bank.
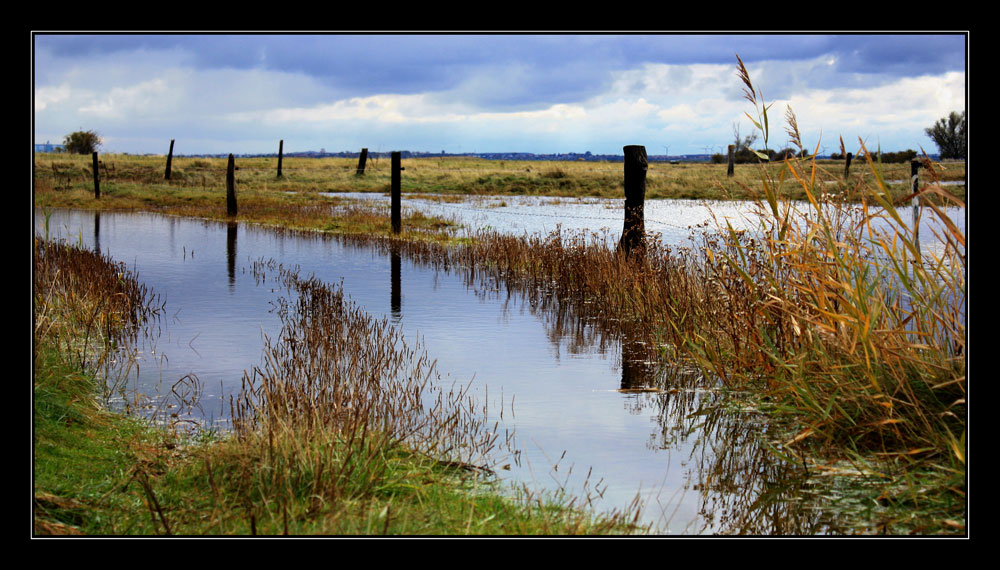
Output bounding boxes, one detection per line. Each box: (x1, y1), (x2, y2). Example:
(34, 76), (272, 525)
(32, 238), (648, 535)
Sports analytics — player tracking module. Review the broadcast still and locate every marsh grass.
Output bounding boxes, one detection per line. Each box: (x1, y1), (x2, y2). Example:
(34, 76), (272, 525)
(33, 236), (165, 395)
(688, 57), (967, 531)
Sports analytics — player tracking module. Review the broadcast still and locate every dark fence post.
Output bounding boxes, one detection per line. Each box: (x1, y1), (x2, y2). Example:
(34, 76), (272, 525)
(91, 151), (100, 199)
(843, 152), (853, 180)
(226, 154), (238, 217)
(911, 159), (921, 256)
(356, 148), (369, 175)
(277, 140), (284, 178)
(165, 139), (175, 180)
(391, 151), (402, 234)
(727, 144), (735, 177)
(617, 145), (648, 255)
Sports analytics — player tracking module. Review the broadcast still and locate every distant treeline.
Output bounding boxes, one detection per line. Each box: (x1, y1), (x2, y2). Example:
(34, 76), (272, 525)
(711, 147), (808, 164)
(828, 149), (919, 164)
(711, 147), (922, 165)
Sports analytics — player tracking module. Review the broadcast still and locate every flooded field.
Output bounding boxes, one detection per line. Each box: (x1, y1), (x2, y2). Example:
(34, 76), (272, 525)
(33, 196), (965, 534)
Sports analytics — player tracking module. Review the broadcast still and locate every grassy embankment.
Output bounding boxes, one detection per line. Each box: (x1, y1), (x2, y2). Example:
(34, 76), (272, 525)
(33, 237), (648, 535)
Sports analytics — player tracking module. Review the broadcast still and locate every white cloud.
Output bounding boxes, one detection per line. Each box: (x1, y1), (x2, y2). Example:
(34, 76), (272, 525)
(33, 37), (966, 155)
(776, 71), (966, 150)
(34, 83), (71, 111)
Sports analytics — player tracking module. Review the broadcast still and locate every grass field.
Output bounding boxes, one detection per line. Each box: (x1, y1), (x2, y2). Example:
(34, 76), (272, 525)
(34, 150), (966, 205)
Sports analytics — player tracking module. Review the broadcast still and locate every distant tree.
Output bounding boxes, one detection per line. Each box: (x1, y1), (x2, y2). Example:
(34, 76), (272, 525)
(62, 129), (103, 155)
(773, 148), (798, 161)
(732, 122), (759, 154)
(925, 111), (966, 159)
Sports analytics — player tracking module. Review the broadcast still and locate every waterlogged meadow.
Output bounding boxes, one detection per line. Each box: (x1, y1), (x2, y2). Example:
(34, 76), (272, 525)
(33, 58), (966, 535)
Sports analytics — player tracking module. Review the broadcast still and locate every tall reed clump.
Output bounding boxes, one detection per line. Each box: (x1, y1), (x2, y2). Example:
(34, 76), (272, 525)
(217, 259), (511, 531)
(695, 56), (966, 472)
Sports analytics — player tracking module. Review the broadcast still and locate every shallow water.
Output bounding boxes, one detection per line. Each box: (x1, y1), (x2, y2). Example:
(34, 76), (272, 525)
(327, 192), (966, 268)
(33, 197), (964, 534)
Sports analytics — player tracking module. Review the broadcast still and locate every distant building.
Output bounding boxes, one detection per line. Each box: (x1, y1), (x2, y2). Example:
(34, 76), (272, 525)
(35, 141), (64, 153)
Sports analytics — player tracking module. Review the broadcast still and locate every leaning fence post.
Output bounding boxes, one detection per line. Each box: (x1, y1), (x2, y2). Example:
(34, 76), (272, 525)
(727, 144), (735, 177)
(843, 152), (853, 180)
(226, 153), (238, 217)
(165, 139), (175, 180)
(92, 151), (100, 199)
(277, 139), (284, 178)
(617, 145), (648, 255)
(356, 148), (369, 175)
(391, 151), (402, 234)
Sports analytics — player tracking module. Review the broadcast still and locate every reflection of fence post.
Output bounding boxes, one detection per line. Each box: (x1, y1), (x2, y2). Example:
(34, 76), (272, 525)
(165, 139), (175, 180)
(226, 154), (238, 217)
(277, 139), (284, 178)
(356, 148), (369, 175)
(391, 151), (402, 234)
(617, 145), (648, 255)
(727, 144), (735, 177)
(911, 159), (921, 256)
(391, 243), (401, 319)
(91, 151), (100, 199)
(226, 221), (238, 288)
(843, 152), (853, 180)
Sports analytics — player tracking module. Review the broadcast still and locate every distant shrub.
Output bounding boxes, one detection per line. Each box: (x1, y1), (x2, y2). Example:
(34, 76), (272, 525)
(62, 130), (102, 155)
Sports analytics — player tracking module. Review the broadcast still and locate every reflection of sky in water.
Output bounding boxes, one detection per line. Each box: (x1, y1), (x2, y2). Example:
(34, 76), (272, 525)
(34, 197), (964, 534)
(36, 208), (725, 532)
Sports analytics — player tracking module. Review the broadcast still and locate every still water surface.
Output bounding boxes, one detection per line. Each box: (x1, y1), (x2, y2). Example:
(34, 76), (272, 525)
(33, 197), (964, 534)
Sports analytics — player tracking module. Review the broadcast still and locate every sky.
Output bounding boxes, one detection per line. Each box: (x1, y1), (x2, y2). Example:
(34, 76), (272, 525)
(32, 33), (967, 157)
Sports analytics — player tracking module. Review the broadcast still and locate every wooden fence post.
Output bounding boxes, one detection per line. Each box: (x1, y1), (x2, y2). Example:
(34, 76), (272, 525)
(727, 144), (735, 177)
(277, 140), (284, 178)
(91, 151), (100, 199)
(226, 154), (238, 217)
(356, 148), (369, 175)
(391, 151), (402, 234)
(165, 139), (175, 180)
(617, 145), (648, 255)
(843, 152), (853, 180)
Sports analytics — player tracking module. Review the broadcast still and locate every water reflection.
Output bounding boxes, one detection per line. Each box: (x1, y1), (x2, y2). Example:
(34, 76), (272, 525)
(391, 244), (402, 322)
(93, 211), (101, 254)
(35, 206), (901, 534)
(227, 221), (237, 290)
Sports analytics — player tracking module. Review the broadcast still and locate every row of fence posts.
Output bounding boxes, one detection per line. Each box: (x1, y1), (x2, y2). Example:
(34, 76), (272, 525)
(721, 147), (922, 256)
(84, 142), (925, 257)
